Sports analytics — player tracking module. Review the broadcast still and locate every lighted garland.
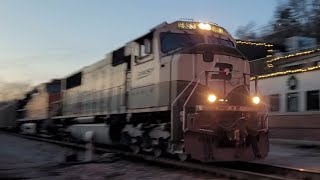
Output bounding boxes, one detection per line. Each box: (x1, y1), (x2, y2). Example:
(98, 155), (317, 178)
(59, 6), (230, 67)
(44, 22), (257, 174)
(251, 65), (320, 80)
(266, 48), (320, 63)
(236, 40), (274, 47)
(267, 64), (274, 68)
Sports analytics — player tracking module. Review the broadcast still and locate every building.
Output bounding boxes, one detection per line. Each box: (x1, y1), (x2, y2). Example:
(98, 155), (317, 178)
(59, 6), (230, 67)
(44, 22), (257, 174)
(248, 37), (320, 141)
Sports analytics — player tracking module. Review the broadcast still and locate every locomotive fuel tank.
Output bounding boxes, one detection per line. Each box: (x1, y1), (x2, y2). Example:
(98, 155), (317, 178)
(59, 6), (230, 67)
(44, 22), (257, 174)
(67, 124), (113, 145)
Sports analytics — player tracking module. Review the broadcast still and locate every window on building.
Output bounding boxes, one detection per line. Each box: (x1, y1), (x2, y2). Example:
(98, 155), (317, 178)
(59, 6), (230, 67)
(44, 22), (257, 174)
(269, 94), (280, 112)
(287, 92), (299, 112)
(306, 90), (320, 111)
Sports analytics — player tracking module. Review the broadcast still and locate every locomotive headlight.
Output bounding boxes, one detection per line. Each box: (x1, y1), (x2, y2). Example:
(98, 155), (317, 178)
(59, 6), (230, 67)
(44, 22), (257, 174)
(198, 23), (212, 30)
(252, 96), (261, 105)
(208, 94), (217, 103)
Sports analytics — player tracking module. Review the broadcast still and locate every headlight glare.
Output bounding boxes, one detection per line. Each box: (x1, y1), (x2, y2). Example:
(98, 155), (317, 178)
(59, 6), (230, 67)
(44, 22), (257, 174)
(208, 94), (217, 103)
(252, 96), (261, 105)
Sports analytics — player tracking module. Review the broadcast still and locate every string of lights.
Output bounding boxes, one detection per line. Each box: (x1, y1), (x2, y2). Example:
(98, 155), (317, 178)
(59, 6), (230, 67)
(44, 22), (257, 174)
(266, 48), (320, 63)
(236, 40), (274, 47)
(236, 40), (275, 59)
(251, 65), (320, 80)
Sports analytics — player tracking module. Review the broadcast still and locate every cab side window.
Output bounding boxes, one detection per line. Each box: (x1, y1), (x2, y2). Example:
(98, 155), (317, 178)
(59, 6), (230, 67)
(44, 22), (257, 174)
(134, 32), (154, 64)
(139, 38), (152, 58)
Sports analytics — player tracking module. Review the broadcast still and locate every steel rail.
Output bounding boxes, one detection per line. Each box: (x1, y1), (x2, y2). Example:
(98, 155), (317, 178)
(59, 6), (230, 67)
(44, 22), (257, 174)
(4, 131), (319, 180)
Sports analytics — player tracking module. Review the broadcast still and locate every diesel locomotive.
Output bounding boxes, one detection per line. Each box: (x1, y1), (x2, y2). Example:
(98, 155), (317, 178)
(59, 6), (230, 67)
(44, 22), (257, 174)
(16, 20), (269, 162)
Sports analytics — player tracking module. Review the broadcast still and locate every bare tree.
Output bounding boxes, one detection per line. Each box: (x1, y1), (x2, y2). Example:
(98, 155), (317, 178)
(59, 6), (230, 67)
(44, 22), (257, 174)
(239, 0), (320, 43)
(235, 22), (257, 40)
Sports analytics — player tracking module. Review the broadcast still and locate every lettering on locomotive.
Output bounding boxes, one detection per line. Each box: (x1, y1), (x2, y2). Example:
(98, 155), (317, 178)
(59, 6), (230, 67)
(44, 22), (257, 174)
(211, 63), (233, 80)
(137, 68), (154, 79)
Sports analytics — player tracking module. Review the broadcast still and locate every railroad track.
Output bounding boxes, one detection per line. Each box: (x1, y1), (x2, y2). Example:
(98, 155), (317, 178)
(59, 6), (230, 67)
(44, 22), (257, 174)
(4, 131), (320, 180)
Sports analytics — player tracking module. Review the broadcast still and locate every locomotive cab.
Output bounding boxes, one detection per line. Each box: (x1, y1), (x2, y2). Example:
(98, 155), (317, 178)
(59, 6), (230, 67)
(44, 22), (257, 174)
(152, 21), (269, 161)
(115, 20), (269, 161)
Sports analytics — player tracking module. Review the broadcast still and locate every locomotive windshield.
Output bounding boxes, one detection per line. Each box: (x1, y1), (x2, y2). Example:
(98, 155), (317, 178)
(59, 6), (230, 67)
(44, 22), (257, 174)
(160, 32), (204, 53)
(160, 32), (236, 54)
(208, 36), (235, 47)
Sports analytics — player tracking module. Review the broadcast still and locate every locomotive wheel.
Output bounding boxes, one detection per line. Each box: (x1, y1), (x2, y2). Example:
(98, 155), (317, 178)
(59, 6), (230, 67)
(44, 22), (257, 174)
(178, 153), (188, 161)
(130, 145), (140, 154)
(153, 148), (162, 157)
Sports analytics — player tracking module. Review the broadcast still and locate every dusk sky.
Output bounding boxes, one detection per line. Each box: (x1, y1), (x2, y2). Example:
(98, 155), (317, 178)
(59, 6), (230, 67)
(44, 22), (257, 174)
(0, 0), (279, 85)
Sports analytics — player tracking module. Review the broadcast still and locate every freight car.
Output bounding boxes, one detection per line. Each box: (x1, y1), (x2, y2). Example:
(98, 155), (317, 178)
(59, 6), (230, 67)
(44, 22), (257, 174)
(0, 101), (18, 130)
(17, 20), (269, 162)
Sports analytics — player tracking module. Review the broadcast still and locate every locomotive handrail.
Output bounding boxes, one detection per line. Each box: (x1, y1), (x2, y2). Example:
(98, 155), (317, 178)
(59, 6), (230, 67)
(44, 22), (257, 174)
(182, 72), (252, 131)
(259, 114), (269, 132)
(181, 72), (261, 132)
(182, 70), (242, 132)
(170, 54), (198, 139)
(181, 71), (206, 132)
(170, 54), (197, 109)
(243, 73), (259, 94)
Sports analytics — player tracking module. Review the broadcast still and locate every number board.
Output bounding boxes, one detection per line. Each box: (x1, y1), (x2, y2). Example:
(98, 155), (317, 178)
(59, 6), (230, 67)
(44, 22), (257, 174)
(177, 22), (224, 34)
